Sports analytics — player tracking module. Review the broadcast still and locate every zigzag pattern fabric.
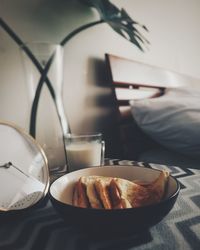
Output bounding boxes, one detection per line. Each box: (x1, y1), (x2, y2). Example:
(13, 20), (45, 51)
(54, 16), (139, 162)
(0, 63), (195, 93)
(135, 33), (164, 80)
(0, 159), (199, 250)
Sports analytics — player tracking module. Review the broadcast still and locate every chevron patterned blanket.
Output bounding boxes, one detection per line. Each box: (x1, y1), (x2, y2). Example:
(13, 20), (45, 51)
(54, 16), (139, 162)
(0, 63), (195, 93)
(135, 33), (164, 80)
(0, 159), (199, 250)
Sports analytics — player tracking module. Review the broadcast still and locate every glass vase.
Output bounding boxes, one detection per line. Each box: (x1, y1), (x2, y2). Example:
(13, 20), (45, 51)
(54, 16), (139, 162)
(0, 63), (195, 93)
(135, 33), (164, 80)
(20, 42), (69, 175)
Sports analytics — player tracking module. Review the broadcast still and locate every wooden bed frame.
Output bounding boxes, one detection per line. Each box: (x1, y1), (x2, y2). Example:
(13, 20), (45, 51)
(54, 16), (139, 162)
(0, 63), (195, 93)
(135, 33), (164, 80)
(105, 53), (191, 160)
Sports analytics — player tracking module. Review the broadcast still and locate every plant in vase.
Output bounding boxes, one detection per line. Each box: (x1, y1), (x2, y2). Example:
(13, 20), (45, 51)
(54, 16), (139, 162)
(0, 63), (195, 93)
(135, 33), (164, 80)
(0, 0), (149, 171)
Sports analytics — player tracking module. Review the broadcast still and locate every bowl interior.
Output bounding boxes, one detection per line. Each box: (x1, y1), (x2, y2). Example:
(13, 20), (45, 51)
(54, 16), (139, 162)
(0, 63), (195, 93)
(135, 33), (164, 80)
(50, 165), (179, 206)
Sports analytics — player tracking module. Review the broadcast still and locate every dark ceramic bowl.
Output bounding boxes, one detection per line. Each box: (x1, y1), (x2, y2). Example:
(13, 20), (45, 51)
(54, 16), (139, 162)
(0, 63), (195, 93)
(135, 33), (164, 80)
(49, 165), (180, 235)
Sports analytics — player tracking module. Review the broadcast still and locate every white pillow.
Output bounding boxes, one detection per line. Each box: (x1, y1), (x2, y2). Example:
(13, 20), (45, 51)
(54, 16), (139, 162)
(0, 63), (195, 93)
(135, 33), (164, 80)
(130, 88), (200, 159)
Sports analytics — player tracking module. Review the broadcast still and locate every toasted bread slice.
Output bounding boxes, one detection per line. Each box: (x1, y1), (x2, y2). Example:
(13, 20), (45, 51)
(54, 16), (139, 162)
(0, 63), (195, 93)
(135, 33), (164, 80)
(146, 170), (169, 201)
(112, 178), (138, 207)
(94, 177), (113, 209)
(113, 177), (152, 208)
(109, 179), (131, 209)
(109, 179), (123, 209)
(113, 170), (169, 208)
(72, 182), (79, 207)
(72, 178), (90, 208)
(80, 176), (103, 209)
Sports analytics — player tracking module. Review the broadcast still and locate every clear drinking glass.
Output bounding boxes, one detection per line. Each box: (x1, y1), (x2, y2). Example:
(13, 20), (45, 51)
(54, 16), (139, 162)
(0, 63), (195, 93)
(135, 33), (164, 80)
(64, 133), (105, 172)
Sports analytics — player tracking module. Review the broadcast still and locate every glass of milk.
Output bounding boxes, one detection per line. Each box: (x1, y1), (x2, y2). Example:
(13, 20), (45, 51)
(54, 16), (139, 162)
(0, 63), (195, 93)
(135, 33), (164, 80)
(64, 133), (105, 172)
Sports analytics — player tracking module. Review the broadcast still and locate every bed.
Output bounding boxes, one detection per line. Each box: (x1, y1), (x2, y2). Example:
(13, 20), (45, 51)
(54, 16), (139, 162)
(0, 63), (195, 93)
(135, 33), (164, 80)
(105, 53), (200, 169)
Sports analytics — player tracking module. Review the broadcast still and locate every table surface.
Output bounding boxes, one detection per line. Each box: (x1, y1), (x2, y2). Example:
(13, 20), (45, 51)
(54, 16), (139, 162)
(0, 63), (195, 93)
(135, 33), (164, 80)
(0, 159), (199, 250)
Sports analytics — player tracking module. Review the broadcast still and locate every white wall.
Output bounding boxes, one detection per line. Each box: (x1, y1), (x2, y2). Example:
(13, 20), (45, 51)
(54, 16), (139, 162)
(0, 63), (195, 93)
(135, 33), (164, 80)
(1, 0), (200, 168)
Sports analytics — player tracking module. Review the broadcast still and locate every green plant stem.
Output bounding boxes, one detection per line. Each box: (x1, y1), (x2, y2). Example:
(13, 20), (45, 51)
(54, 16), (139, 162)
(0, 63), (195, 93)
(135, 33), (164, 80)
(60, 19), (104, 46)
(29, 53), (55, 136)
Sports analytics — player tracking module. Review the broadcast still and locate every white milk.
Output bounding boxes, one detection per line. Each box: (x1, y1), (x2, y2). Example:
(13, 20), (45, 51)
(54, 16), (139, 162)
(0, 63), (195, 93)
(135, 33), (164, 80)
(66, 141), (102, 172)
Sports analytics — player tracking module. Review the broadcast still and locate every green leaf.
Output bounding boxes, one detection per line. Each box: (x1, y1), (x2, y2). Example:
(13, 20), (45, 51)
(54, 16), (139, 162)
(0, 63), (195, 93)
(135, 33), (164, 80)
(79, 0), (149, 51)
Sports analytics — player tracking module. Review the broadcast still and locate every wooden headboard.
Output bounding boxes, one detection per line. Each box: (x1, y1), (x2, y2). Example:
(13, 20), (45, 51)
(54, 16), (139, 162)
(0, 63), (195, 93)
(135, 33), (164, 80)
(105, 53), (188, 160)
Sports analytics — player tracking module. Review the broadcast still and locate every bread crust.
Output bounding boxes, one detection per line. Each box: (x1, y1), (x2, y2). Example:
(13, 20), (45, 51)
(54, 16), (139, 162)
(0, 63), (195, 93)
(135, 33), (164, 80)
(72, 179), (90, 208)
(94, 177), (112, 209)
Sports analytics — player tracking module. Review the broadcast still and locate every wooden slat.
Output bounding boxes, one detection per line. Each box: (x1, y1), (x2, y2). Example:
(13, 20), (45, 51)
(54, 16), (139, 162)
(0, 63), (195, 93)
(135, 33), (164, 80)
(115, 87), (161, 101)
(105, 53), (184, 89)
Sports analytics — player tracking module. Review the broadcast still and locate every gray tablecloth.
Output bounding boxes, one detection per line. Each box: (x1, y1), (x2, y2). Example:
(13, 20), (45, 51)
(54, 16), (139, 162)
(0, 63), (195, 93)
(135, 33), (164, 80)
(0, 159), (199, 250)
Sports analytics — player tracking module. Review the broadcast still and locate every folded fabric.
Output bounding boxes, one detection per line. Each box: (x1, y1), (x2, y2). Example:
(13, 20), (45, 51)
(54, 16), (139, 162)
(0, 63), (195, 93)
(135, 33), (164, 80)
(130, 87), (200, 159)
